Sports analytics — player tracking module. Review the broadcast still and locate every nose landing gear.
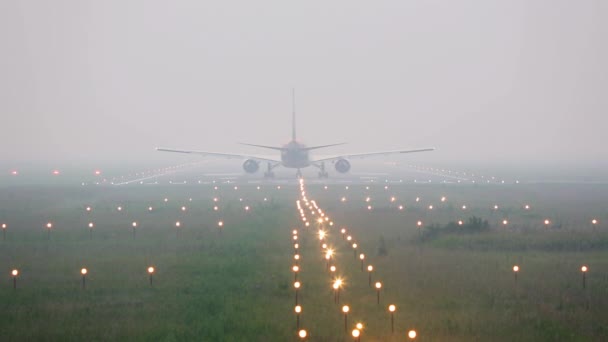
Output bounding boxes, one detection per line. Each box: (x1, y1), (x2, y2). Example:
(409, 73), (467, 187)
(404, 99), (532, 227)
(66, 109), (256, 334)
(317, 162), (329, 178)
(264, 162), (276, 178)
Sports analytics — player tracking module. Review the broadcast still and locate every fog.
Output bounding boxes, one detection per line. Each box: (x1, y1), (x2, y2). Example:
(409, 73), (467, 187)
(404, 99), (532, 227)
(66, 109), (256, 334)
(1, 1), (606, 170)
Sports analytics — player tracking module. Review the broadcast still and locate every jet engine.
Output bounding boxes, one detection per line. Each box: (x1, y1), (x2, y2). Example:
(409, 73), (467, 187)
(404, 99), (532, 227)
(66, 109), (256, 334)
(334, 159), (351, 173)
(242, 159), (259, 173)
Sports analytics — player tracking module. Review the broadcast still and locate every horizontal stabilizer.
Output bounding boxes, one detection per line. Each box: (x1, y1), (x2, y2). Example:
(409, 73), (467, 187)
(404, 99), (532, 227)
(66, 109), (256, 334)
(238, 143), (285, 151)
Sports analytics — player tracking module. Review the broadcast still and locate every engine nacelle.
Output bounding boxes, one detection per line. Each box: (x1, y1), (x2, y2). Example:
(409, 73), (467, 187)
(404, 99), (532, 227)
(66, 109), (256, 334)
(242, 159), (259, 173)
(334, 159), (351, 173)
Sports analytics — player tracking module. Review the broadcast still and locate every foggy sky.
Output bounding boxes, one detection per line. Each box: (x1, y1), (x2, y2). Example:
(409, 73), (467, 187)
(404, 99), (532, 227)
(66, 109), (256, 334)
(1, 1), (606, 167)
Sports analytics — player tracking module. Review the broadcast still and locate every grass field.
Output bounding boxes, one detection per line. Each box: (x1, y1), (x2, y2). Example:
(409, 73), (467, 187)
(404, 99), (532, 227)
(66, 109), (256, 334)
(1, 181), (607, 341)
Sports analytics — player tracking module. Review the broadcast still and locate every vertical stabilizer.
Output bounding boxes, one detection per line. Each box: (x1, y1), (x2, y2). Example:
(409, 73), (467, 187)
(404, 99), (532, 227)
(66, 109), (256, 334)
(292, 88), (296, 141)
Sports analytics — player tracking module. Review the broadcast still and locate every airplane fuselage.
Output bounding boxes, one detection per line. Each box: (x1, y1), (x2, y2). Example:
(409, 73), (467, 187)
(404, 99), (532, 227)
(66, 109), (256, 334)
(281, 141), (310, 168)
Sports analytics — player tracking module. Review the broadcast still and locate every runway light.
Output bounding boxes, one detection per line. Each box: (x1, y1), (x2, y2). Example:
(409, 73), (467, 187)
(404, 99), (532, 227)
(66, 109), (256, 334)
(81, 268), (88, 289)
(375, 281), (382, 304)
(298, 329), (307, 339)
(352, 329), (360, 338)
(356, 322), (363, 330)
(592, 219), (598, 225)
(11, 269), (18, 289)
(388, 304), (396, 332)
(458, 220), (463, 226)
(544, 219), (551, 226)
(408, 330), (417, 339)
(342, 305), (350, 332)
(502, 219), (508, 225)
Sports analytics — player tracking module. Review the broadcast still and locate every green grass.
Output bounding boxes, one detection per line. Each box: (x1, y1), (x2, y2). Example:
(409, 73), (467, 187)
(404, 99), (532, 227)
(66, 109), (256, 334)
(0, 182), (607, 341)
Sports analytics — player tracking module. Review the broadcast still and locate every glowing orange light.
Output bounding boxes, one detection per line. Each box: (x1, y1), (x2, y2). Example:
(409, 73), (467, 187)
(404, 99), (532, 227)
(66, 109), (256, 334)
(81, 268), (88, 275)
(356, 322), (363, 330)
(367, 265), (373, 272)
(295, 305), (302, 313)
(148, 266), (155, 274)
(298, 329), (307, 338)
(218, 221), (224, 227)
(352, 329), (360, 338)
(513, 265), (519, 272)
(389, 304), (396, 312)
(11, 269), (18, 277)
(581, 265), (588, 272)
(342, 305), (349, 313)
(408, 330), (417, 339)
(294, 281), (301, 289)
(375, 282), (382, 289)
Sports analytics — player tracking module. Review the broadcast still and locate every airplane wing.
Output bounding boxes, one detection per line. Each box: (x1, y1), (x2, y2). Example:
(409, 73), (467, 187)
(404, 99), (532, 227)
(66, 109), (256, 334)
(156, 148), (281, 163)
(312, 148), (435, 163)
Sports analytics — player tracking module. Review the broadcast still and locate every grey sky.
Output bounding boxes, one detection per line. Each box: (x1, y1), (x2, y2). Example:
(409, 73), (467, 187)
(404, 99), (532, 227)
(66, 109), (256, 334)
(1, 1), (606, 166)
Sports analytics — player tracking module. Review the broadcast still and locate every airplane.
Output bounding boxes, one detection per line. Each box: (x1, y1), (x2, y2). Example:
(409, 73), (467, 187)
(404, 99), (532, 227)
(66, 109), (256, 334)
(156, 92), (434, 178)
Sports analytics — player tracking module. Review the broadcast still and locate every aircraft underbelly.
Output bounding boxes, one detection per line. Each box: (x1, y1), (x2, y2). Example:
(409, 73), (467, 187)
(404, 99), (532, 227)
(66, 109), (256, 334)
(282, 158), (310, 168)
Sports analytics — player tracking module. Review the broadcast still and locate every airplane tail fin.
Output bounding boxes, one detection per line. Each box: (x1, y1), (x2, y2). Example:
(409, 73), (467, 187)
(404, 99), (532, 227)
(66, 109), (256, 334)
(292, 88), (296, 141)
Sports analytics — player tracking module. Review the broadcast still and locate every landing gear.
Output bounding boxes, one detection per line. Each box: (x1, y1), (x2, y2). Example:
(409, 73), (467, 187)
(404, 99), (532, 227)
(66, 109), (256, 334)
(317, 162), (329, 178)
(264, 162), (276, 178)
